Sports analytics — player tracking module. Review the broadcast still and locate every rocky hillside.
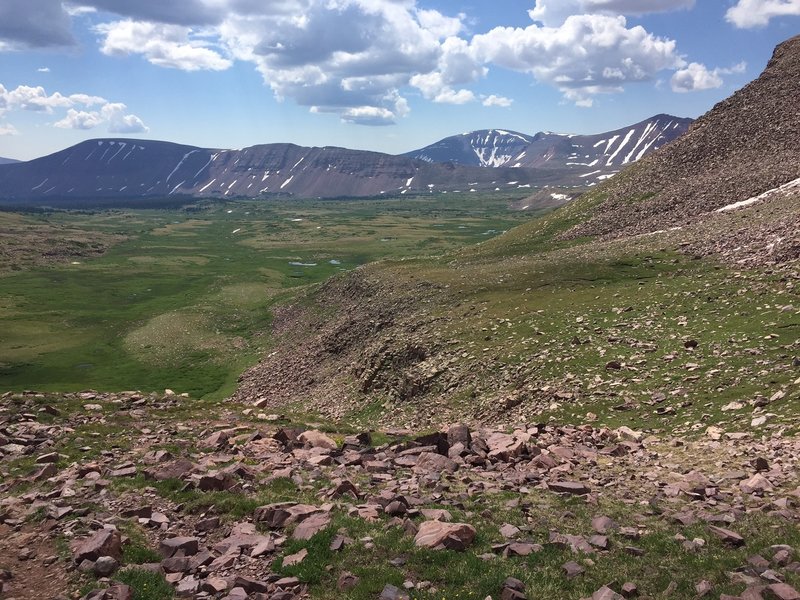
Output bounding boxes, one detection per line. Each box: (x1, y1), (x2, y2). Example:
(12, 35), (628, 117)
(233, 36), (800, 432)
(404, 115), (692, 185)
(2, 390), (799, 600)
(564, 34), (800, 242)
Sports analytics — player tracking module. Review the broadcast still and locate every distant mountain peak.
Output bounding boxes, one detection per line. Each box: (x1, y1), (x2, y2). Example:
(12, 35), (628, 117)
(405, 114), (693, 176)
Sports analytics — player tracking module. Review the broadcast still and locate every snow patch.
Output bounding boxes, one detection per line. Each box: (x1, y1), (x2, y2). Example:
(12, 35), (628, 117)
(716, 177), (800, 213)
(198, 179), (216, 193)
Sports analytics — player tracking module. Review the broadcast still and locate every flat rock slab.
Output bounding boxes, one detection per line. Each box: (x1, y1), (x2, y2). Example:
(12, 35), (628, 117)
(548, 481), (591, 495)
(709, 525), (745, 547)
(292, 512), (331, 540)
(414, 521), (476, 551)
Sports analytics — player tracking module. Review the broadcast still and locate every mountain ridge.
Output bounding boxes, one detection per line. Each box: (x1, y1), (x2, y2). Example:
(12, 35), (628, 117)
(0, 114), (689, 205)
(404, 114), (692, 178)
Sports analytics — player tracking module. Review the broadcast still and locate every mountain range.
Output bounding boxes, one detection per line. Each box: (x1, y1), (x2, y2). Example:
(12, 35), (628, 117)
(0, 157), (19, 165)
(0, 115), (690, 205)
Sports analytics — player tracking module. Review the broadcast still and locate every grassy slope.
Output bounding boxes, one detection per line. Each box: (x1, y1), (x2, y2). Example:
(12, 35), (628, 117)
(260, 184), (798, 435)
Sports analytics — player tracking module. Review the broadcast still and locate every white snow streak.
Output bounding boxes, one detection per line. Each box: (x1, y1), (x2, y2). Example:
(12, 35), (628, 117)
(198, 179), (216, 193)
(166, 150), (200, 185)
(716, 177), (800, 213)
(606, 129), (635, 166)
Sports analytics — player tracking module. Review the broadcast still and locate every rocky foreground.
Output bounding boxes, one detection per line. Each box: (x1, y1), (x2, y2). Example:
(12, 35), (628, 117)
(1, 390), (799, 600)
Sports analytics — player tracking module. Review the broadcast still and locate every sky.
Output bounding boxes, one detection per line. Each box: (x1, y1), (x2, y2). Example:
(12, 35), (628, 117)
(0, 0), (798, 161)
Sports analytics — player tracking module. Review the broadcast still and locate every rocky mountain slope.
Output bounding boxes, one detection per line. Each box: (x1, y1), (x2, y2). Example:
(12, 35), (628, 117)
(233, 36), (799, 431)
(0, 115), (689, 205)
(404, 115), (692, 183)
(564, 34), (800, 243)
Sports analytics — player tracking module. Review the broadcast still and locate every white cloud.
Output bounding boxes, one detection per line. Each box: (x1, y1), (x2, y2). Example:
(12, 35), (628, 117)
(37, 67), (50, 73)
(53, 103), (149, 132)
(55, 109), (106, 130)
(95, 20), (233, 71)
(68, 0), (718, 123)
(529, 0), (695, 26)
(0, 83), (148, 133)
(726, 0), (800, 28)
(471, 14), (683, 106)
(102, 102), (150, 133)
(0, 84), (106, 113)
(64, 5), (98, 17)
(409, 36), (484, 104)
(670, 61), (746, 92)
(482, 94), (513, 107)
(217, 0), (457, 124)
(0, 122), (19, 136)
(416, 9), (465, 38)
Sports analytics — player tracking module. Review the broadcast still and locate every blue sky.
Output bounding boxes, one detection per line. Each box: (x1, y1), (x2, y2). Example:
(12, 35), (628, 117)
(0, 0), (798, 160)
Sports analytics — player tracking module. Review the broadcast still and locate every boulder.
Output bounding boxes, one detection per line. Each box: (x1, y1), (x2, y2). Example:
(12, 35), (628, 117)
(72, 528), (122, 563)
(414, 521), (476, 551)
(254, 503), (322, 528)
(298, 430), (337, 450)
(414, 452), (458, 473)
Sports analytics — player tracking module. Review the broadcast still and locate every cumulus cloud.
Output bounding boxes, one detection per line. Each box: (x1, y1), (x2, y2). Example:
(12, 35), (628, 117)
(0, 83), (148, 133)
(0, 0), (75, 50)
(95, 20), (233, 71)
(54, 102), (149, 132)
(216, 0), (459, 123)
(529, 0), (695, 26)
(670, 61), (746, 92)
(54, 109), (106, 130)
(37, 67), (50, 73)
(7, 0), (734, 124)
(0, 84), (106, 113)
(482, 94), (513, 107)
(726, 0), (800, 28)
(471, 14), (683, 106)
(0, 122), (19, 136)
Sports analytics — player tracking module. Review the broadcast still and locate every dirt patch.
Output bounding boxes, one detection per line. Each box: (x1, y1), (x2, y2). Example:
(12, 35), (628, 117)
(0, 523), (71, 599)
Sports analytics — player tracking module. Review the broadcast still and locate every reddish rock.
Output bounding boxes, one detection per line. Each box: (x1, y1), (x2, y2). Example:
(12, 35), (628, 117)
(146, 459), (194, 481)
(292, 512), (331, 540)
(337, 571), (359, 591)
(254, 502), (322, 528)
(72, 528), (122, 563)
(159, 537), (199, 558)
(765, 584), (800, 600)
(548, 481), (590, 495)
(447, 423), (471, 447)
(414, 521), (476, 551)
(709, 525), (745, 547)
(414, 452), (458, 473)
(199, 429), (229, 448)
(298, 430), (337, 450)
(485, 432), (526, 461)
(282, 548), (308, 567)
(592, 586), (624, 600)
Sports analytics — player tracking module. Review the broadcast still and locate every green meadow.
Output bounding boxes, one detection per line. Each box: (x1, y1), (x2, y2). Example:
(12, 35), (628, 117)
(0, 194), (537, 397)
